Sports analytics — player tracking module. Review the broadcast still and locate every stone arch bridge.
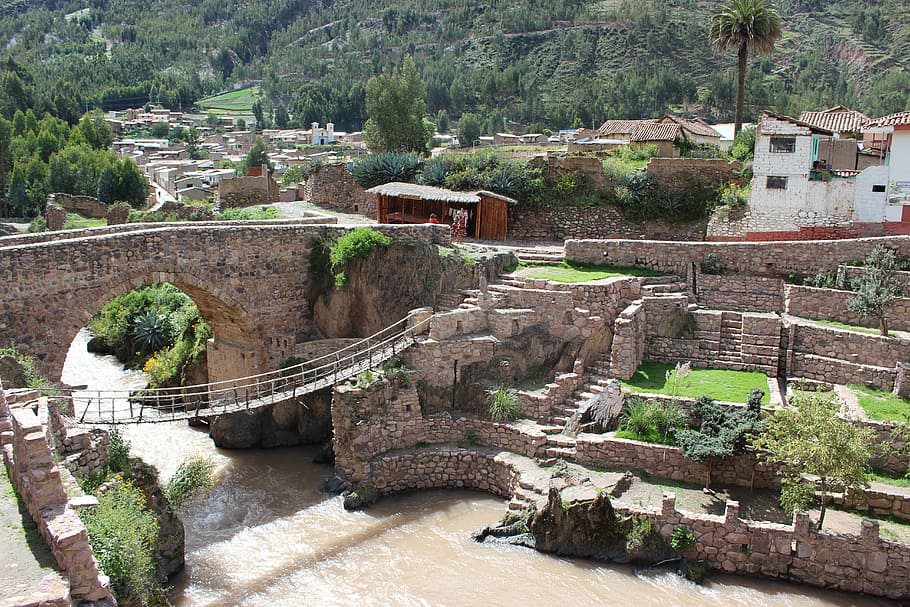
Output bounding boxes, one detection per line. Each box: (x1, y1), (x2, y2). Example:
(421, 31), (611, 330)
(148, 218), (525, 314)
(0, 221), (448, 383)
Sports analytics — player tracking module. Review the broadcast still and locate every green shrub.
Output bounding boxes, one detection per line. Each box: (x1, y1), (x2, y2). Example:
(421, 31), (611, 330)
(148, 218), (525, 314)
(617, 398), (686, 445)
(356, 369), (377, 388)
(670, 525), (696, 552)
(717, 182), (749, 210)
(486, 387), (522, 422)
(164, 455), (216, 510)
(78, 480), (163, 605)
(27, 216), (47, 232)
(779, 477), (817, 515)
(0, 346), (46, 389)
(329, 227), (393, 268)
(107, 429), (131, 474)
(349, 152), (422, 188)
(619, 144), (659, 162)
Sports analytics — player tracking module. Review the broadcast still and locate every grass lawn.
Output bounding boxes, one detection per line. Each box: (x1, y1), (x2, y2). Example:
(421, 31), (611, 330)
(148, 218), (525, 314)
(621, 361), (769, 404)
(811, 318), (894, 338)
(519, 260), (662, 283)
(196, 86), (259, 113)
(63, 213), (106, 230)
(869, 470), (910, 489)
(850, 384), (910, 422)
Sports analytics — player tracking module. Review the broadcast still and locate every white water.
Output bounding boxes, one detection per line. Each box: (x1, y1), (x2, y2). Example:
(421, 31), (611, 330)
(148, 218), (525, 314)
(61, 330), (895, 607)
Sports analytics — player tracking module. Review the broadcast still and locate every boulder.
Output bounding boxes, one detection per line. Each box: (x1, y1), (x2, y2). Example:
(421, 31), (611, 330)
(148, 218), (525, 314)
(0, 355), (29, 388)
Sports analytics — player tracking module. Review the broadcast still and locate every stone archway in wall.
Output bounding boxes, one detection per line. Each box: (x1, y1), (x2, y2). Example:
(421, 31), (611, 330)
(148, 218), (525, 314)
(56, 269), (264, 386)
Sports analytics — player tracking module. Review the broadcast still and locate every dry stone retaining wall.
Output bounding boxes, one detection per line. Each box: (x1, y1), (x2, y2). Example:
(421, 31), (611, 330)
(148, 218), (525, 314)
(48, 193), (108, 218)
(217, 174), (280, 208)
(566, 236), (910, 277)
(697, 274), (784, 313)
(0, 389), (111, 603)
(575, 434), (779, 489)
(621, 495), (910, 600)
(507, 205), (705, 242)
(785, 284), (910, 333)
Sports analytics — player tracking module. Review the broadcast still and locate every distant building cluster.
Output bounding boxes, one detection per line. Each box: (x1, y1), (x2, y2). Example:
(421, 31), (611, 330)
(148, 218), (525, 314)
(104, 106), (363, 205)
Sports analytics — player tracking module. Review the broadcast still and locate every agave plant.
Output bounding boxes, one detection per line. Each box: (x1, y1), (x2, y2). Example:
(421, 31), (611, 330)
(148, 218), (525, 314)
(132, 310), (174, 355)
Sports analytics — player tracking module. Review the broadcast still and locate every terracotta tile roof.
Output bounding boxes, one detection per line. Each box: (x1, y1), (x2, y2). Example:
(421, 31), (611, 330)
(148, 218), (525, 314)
(760, 111), (835, 136)
(630, 123), (681, 142)
(598, 119), (655, 136)
(660, 115), (721, 138)
(864, 111), (910, 128)
(799, 106), (869, 134)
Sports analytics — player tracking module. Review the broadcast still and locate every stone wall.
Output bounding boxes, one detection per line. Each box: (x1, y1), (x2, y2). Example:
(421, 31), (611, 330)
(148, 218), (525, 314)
(575, 434), (779, 489)
(330, 380), (547, 487)
(785, 284), (910, 333)
(566, 236), (910, 277)
(620, 494), (910, 601)
(839, 265), (910, 291)
(48, 193), (108, 219)
(833, 485), (910, 523)
(46, 400), (109, 477)
(0, 390), (112, 603)
(217, 173), (280, 208)
(643, 302), (781, 377)
(790, 324), (910, 371)
(645, 157), (743, 193)
(303, 163), (375, 217)
(507, 205), (705, 242)
(697, 274), (784, 313)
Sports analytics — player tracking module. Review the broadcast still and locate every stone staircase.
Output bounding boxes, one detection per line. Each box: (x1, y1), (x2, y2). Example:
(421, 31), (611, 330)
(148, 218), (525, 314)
(640, 278), (690, 297)
(718, 311), (744, 367)
(513, 247), (564, 266)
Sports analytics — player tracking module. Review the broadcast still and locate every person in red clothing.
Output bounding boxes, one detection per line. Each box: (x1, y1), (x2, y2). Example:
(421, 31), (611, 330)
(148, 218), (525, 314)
(428, 213), (440, 224)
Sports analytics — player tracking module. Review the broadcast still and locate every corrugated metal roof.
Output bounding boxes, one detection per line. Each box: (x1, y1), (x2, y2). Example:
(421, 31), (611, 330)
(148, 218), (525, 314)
(864, 111), (910, 128)
(630, 123), (681, 142)
(365, 182), (516, 204)
(799, 107), (869, 133)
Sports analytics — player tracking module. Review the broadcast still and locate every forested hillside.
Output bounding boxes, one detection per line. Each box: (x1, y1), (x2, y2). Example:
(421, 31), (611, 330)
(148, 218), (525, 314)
(0, 0), (906, 132)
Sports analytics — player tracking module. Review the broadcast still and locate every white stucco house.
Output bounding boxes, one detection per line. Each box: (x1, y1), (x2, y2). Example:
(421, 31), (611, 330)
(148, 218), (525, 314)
(707, 111), (900, 240)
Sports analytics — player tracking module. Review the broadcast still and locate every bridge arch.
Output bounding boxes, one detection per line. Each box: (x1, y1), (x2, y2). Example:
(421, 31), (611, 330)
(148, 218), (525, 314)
(52, 267), (264, 384)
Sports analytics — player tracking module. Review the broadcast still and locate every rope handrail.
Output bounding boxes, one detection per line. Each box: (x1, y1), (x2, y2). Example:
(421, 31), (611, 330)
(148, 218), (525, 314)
(62, 312), (430, 424)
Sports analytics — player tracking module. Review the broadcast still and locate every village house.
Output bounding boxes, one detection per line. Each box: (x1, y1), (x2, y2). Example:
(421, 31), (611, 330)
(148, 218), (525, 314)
(706, 111), (909, 241)
(596, 115), (721, 156)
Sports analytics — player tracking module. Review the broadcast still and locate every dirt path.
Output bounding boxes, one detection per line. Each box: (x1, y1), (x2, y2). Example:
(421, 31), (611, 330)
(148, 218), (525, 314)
(0, 467), (68, 605)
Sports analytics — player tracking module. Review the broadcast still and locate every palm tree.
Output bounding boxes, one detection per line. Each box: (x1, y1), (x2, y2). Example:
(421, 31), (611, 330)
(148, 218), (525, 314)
(709, 0), (783, 135)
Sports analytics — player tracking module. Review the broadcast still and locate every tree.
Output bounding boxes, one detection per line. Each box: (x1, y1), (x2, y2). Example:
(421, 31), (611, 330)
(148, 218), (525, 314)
(273, 104), (290, 129)
(847, 245), (903, 336)
(251, 100), (264, 131)
(709, 0), (782, 135)
(755, 390), (873, 530)
(363, 55), (431, 153)
(110, 158), (149, 209)
(97, 167), (114, 204)
(184, 126), (201, 160)
(676, 391), (763, 491)
(457, 113), (481, 149)
(435, 109), (448, 133)
(235, 117), (247, 130)
(244, 136), (272, 174)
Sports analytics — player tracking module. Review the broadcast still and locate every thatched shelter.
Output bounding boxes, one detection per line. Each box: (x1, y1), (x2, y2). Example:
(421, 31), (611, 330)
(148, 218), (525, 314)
(366, 182), (515, 240)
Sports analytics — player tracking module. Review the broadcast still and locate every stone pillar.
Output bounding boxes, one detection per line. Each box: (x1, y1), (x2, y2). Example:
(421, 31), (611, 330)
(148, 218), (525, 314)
(407, 307), (433, 335)
(0, 381), (12, 446)
(793, 511), (812, 536)
(46, 203), (67, 231)
(861, 519), (880, 545)
(661, 492), (677, 517)
(724, 500), (741, 524)
(895, 362), (910, 399)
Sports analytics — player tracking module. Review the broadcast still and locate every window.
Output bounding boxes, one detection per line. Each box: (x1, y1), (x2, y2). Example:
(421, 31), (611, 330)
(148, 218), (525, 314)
(769, 136), (796, 153)
(872, 184), (886, 193)
(766, 176), (788, 190)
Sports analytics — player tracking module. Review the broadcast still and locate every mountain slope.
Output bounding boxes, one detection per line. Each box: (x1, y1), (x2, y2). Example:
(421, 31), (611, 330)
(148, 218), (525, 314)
(0, 0), (906, 130)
